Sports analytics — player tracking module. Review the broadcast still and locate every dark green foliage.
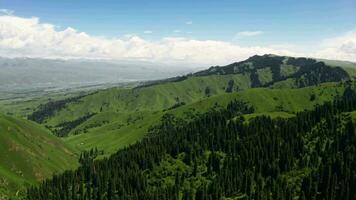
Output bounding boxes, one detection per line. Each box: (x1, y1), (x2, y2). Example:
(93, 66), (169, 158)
(292, 62), (349, 87)
(310, 94), (316, 101)
(164, 102), (187, 111)
(226, 100), (254, 115)
(131, 55), (350, 90)
(79, 148), (103, 167)
(200, 55), (349, 89)
(225, 80), (235, 93)
(194, 54), (285, 77)
(204, 87), (211, 97)
(247, 54), (284, 68)
(28, 94), (90, 123)
(26, 88), (356, 200)
(54, 113), (96, 137)
(287, 57), (316, 67)
(250, 69), (262, 87)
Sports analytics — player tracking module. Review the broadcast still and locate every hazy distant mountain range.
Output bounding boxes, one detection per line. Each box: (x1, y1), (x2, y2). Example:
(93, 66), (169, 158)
(0, 57), (195, 99)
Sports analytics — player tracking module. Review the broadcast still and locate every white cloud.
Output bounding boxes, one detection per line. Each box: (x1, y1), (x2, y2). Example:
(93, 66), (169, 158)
(173, 30), (182, 33)
(186, 21), (193, 25)
(313, 29), (356, 62)
(1, 14), (355, 66)
(0, 15), (296, 66)
(237, 31), (263, 37)
(0, 9), (14, 15)
(143, 30), (152, 34)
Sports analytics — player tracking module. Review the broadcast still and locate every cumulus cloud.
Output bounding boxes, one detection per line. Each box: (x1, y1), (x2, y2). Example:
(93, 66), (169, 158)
(143, 30), (152, 34)
(237, 31), (264, 37)
(185, 21), (193, 25)
(2, 14), (355, 66)
(0, 15), (295, 65)
(313, 29), (356, 62)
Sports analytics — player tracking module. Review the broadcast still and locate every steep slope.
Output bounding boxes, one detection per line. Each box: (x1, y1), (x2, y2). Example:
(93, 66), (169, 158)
(28, 55), (350, 134)
(146, 54), (350, 88)
(169, 82), (344, 117)
(64, 83), (344, 156)
(24, 73), (253, 141)
(2, 55), (354, 198)
(21, 55), (352, 157)
(27, 87), (356, 200)
(0, 114), (77, 198)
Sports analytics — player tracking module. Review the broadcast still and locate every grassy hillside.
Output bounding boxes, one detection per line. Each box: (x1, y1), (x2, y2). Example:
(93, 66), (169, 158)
(1, 55), (354, 197)
(0, 90), (92, 118)
(62, 83), (345, 157)
(27, 55), (350, 126)
(1, 55), (350, 154)
(64, 111), (164, 157)
(27, 85), (356, 200)
(169, 82), (344, 117)
(0, 114), (78, 198)
(39, 74), (248, 126)
(21, 56), (350, 158)
(1, 55), (347, 158)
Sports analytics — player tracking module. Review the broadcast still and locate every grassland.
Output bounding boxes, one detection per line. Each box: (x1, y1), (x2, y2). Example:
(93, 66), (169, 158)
(0, 55), (355, 198)
(169, 82), (344, 116)
(0, 114), (78, 198)
(1, 58), (349, 159)
(1, 79), (342, 159)
(60, 82), (345, 157)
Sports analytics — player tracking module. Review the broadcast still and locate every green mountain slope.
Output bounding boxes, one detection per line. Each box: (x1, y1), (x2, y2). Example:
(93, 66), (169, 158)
(146, 55), (350, 88)
(28, 55), (350, 134)
(62, 83), (344, 156)
(30, 73), (251, 128)
(27, 86), (356, 200)
(1, 55), (355, 197)
(22, 55), (352, 157)
(0, 114), (78, 198)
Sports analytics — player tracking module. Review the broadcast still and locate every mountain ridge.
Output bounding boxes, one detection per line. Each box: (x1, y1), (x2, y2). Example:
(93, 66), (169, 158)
(138, 54), (350, 88)
(1, 54), (356, 199)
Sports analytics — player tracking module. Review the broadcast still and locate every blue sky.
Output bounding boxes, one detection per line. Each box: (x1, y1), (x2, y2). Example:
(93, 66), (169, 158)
(0, 0), (355, 64)
(3, 0), (356, 44)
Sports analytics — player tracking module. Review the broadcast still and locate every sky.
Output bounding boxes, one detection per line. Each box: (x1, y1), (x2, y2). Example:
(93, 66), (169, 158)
(0, 0), (355, 66)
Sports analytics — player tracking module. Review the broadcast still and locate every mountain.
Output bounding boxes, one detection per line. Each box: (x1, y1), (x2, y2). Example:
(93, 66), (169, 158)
(1, 54), (356, 199)
(19, 55), (350, 156)
(26, 84), (356, 200)
(0, 114), (77, 199)
(60, 84), (344, 156)
(141, 54), (350, 88)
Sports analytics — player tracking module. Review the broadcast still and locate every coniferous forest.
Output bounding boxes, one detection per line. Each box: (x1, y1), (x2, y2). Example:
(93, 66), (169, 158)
(26, 85), (356, 200)
(1, 0), (356, 199)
